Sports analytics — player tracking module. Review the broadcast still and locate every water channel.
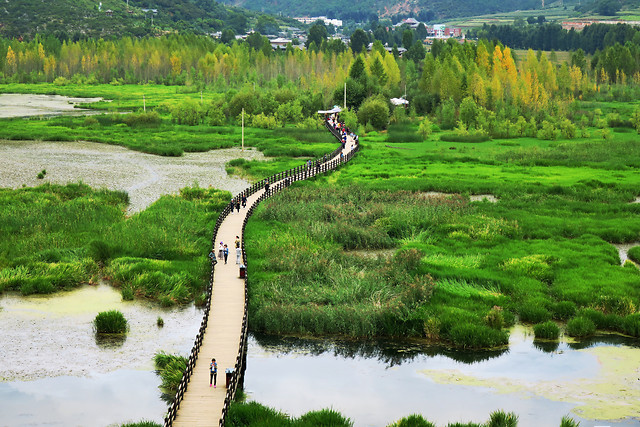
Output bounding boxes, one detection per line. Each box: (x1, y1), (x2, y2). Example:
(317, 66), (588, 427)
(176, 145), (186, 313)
(1, 95), (639, 426)
(245, 328), (640, 427)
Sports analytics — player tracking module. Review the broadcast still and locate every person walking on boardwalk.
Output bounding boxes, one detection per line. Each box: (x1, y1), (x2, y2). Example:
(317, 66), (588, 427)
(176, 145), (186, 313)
(236, 200), (241, 213)
(235, 236), (240, 249)
(241, 195), (247, 208)
(218, 241), (224, 259)
(264, 181), (270, 195)
(223, 245), (229, 264)
(236, 246), (242, 264)
(210, 358), (217, 388)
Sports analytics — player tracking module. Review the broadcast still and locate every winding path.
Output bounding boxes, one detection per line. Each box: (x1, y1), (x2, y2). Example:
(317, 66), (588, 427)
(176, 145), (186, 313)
(166, 122), (358, 426)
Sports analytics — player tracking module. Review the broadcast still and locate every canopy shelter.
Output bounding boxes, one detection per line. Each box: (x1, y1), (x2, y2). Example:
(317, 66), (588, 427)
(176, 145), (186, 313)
(390, 97), (409, 106)
(317, 106), (342, 114)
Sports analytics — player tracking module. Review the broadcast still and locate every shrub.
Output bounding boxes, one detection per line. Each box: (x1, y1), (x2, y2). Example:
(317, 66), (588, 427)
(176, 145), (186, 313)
(94, 310), (128, 334)
(620, 313), (640, 337)
(123, 111), (162, 127)
(297, 409), (352, 426)
(448, 324), (508, 349)
(391, 414), (436, 427)
(357, 96), (390, 130)
(484, 306), (505, 329)
(501, 255), (552, 282)
(566, 316), (596, 337)
(251, 113), (278, 129)
(533, 321), (560, 339)
(154, 352), (187, 396)
(519, 304), (551, 323)
(121, 286), (134, 301)
(171, 99), (205, 125)
(552, 301), (576, 320)
(559, 415), (580, 427)
(119, 421), (162, 427)
(83, 116), (99, 128)
(157, 316), (164, 327)
(593, 295), (636, 316)
(418, 117), (433, 140)
(537, 120), (560, 140)
(487, 410), (518, 427)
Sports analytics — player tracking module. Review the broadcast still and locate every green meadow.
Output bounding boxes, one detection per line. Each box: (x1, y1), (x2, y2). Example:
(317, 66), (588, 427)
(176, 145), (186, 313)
(243, 119), (640, 348)
(2, 83), (640, 348)
(0, 183), (229, 305)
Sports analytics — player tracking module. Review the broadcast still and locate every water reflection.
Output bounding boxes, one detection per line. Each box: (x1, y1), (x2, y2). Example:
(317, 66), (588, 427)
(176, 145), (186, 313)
(95, 333), (127, 349)
(251, 334), (508, 366)
(0, 284), (202, 425)
(245, 328), (640, 427)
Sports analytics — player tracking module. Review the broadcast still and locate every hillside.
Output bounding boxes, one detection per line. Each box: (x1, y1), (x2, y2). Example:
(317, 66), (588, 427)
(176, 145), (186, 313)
(0, 0), (289, 39)
(219, 0), (541, 22)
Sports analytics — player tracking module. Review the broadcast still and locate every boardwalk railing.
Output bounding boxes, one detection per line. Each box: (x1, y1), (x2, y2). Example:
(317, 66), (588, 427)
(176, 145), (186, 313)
(164, 119), (359, 427)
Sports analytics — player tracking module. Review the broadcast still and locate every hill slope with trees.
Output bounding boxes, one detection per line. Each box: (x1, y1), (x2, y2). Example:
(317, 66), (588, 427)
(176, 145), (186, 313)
(219, 0), (540, 21)
(0, 0), (290, 39)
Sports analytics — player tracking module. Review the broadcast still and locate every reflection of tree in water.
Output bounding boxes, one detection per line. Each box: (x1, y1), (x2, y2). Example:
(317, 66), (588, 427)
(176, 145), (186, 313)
(250, 333), (507, 366)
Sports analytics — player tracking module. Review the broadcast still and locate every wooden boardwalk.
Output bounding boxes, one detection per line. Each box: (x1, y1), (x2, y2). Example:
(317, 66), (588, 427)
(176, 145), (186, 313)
(172, 189), (261, 427)
(170, 131), (357, 426)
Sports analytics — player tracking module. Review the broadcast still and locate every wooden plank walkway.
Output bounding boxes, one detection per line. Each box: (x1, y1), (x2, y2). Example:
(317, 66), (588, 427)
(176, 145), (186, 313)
(171, 132), (357, 426)
(172, 190), (261, 427)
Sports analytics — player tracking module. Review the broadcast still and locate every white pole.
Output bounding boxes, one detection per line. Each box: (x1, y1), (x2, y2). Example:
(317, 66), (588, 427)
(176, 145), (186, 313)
(143, 94), (146, 112)
(343, 82), (346, 110)
(242, 108), (244, 151)
(200, 91), (203, 103)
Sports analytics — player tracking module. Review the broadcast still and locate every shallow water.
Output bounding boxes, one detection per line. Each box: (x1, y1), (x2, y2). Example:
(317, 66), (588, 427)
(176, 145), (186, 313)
(0, 284), (203, 425)
(612, 242), (640, 265)
(244, 326), (640, 427)
(420, 191), (498, 203)
(0, 140), (264, 212)
(0, 94), (103, 118)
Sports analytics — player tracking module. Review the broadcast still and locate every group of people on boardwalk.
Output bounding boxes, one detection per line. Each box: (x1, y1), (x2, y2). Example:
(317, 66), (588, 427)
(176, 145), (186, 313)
(201, 111), (361, 408)
(326, 113), (358, 151)
(229, 195), (247, 214)
(217, 236), (242, 265)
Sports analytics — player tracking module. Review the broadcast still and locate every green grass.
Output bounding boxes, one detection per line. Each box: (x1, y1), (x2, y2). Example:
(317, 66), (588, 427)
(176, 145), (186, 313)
(94, 310), (128, 334)
(153, 352), (188, 398)
(242, 108), (640, 348)
(0, 183), (229, 304)
(533, 321), (560, 340)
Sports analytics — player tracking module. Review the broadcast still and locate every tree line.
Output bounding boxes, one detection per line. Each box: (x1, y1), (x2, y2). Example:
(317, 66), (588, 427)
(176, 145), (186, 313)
(472, 22), (640, 54)
(2, 31), (639, 135)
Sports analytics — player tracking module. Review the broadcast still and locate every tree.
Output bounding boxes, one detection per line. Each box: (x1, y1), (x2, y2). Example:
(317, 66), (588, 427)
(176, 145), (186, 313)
(357, 96), (389, 130)
(571, 48), (586, 71)
(221, 29), (235, 45)
(255, 15), (279, 35)
(418, 116), (433, 140)
(597, 0), (621, 16)
(350, 29), (369, 54)
(402, 30), (414, 49)
(306, 23), (328, 50)
(349, 55), (367, 81)
(459, 96), (479, 128)
(416, 23), (428, 41)
(405, 42), (426, 63)
(370, 56), (388, 86)
(246, 32), (265, 51)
